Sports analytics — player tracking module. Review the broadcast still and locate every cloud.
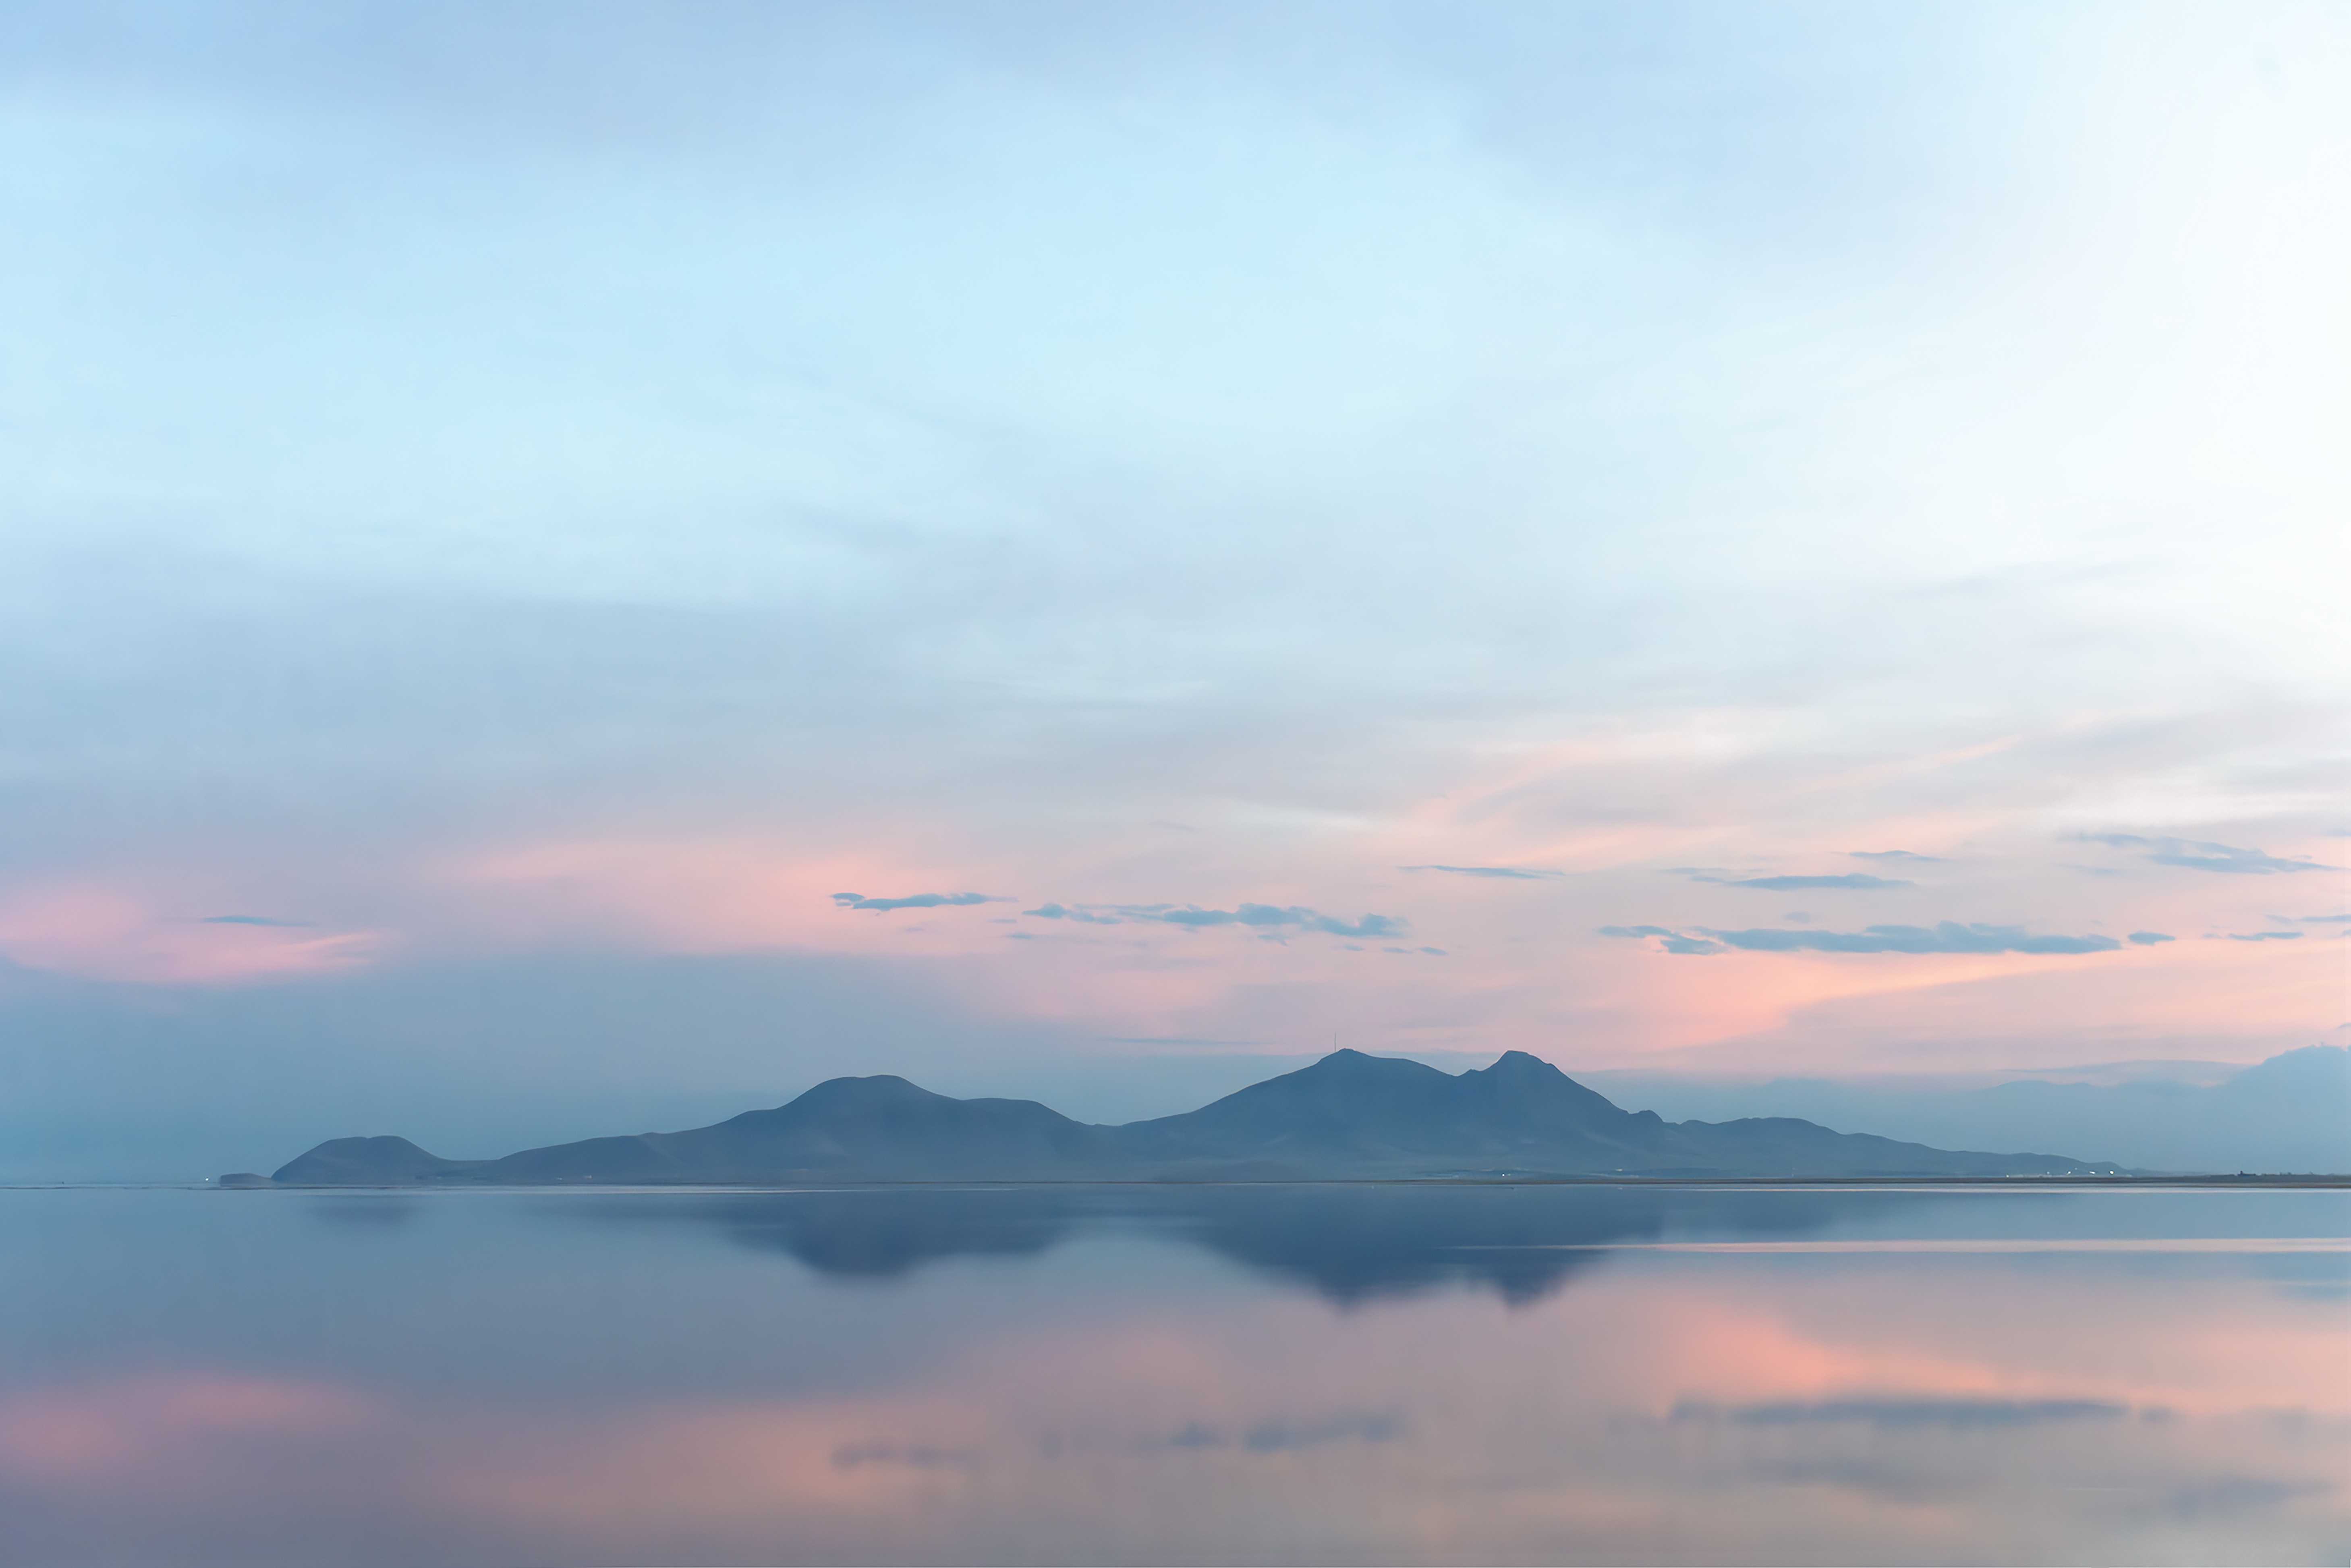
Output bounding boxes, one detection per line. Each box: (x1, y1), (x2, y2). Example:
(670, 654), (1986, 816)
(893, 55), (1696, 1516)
(1670, 869), (1911, 889)
(2075, 834), (2338, 875)
(2, 0), (2342, 1163)
(1661, 935), (1726, 955)
(1676, 1398), (2128, 1430)
(830, 891), (1002, 912)
(1707, 923), (2128, 955)
(1398, 865), (1562, 879)
(830, 1441), (971, 1471)
(1639, 923), (1758, 949)
(1153, 903), (1406, 939)
(2126, 931), (2174, 945)
(2222, 930), (2304, 942)
(1849, 850), (1946, 863)
(1025, 901), (1406, 940)
(2279, 913), (2351, 924)
(1602, 921), (2138, 956)
(1156, 1413), (1400, 1454)
(198, 915), (313, 927)
(1718, 873), (1912, 891)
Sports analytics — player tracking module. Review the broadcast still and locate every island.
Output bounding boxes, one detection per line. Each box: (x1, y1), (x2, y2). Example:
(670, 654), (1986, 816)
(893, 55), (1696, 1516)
(236, 1049), (2119, 1184)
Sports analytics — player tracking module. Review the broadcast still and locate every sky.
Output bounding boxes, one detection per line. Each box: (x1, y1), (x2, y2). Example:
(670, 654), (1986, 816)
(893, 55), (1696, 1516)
(2, 0), (2347, 1174)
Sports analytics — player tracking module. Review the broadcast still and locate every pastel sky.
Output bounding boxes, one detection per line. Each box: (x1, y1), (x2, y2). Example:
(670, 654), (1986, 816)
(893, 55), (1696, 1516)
(3, 1), (2346, 1173)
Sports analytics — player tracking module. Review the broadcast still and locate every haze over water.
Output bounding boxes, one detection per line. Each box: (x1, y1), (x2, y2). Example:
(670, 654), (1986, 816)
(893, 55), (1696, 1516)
(4, 1184), (2342, 1566)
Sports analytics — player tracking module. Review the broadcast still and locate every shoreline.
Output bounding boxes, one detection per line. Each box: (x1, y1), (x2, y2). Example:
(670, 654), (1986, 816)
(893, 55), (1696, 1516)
(7, 1174), (2347, 1193)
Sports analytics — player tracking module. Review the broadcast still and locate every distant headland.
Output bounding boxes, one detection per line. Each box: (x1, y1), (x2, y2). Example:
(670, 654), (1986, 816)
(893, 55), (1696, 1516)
(225, 1049), (2129, 1186)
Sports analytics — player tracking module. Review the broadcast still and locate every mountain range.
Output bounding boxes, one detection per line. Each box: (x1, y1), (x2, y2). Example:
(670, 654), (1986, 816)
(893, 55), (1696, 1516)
(235, 1049), (2117, 1184)
(1579, 1045), (2350, 1176)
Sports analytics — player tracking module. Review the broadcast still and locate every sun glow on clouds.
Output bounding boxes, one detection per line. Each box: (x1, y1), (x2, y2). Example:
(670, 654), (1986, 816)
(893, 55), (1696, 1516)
(0, 1), (2341, 1119)
(261, 791), (2336, 1068)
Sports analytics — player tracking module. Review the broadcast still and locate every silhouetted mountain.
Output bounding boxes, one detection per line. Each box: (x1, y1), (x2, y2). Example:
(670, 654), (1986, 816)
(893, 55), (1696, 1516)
(248, 1049), (2110, 1184)
(1117, 1049), (2087, 1176)
(475, 1074), (1110, 1182)
(1121, 1050), (1648, 1167)
(272, 1135), (471, 1184)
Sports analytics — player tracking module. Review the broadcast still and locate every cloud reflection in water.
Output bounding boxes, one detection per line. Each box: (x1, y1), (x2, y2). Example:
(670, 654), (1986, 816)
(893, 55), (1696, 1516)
(0, 1185), (2342, 1566)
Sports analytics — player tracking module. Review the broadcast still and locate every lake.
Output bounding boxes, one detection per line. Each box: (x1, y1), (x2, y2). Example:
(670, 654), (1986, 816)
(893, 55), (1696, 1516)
(2, 1183), (2343, 1565)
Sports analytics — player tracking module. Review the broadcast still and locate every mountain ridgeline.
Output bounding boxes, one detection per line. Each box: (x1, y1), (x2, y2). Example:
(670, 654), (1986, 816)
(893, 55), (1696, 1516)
(244, 1050), (2113, 1185)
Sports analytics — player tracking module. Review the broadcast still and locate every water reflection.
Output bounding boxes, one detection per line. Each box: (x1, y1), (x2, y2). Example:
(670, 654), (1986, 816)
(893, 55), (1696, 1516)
(1, 1184), (2343, 1566)
(635, 1183), (1972, 1305)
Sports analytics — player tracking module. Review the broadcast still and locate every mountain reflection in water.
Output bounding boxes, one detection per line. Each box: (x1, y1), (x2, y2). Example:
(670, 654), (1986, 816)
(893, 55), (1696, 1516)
(2, 1184), (2343, 1567)
(602, 1183), (1951, 1305)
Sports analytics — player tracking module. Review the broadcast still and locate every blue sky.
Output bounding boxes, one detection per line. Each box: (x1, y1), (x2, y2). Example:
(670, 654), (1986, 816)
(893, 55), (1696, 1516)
(2, 1), (2344, 1174)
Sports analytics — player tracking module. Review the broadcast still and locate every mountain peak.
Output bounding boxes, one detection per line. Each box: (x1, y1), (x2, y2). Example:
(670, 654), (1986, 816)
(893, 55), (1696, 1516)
(1486, 1050), (1562, 1076)
(789, 1073), (949, 1107)
(271, 1134), (463, 1185)
(1306, 1048), (1428, 1075)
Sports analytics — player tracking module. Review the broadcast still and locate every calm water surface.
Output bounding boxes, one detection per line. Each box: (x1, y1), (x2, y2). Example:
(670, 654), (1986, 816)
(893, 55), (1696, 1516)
(2, 1184), (2344, 1566)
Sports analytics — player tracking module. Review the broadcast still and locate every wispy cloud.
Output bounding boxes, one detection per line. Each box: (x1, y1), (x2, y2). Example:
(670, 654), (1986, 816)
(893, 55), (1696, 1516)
(1601, 921), (2147, 956)
(1596, 925), (1727, 954)
(198, 914), (313, 927)
(2127, 931), (2174, 945)
(1712, 873), (1911, 892)
(1148, 904), (1406, 939)
(1021, 902), (1124, 924)
(1849, 850), (1946, 863)
(2277, 913), (2351, 924)
(1150, 1412), (1401, 1454)
(2222, 930), (2304, 942)
(1675, 1398), (2127, 1430)
(831, 891), (1004, 912)
(1659, 935), (1725, 955)
(1399, 864), (1562, 879)
(2075, 834), (2338, 875)
(1026, 901), (1406, 939)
